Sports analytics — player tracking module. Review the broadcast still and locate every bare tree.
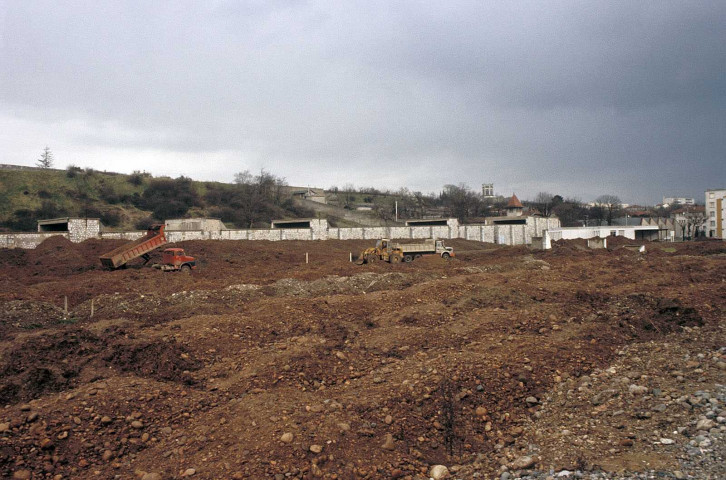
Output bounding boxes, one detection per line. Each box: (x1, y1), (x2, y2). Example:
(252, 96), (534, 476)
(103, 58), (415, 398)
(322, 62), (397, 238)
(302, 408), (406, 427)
(675, 209), (706, 240)
(553, 198), (588, 227)
(595, 195), (622, 226)
(233, 169), (287, 227)
(37, 146), (54, 168)
(441, 183), (483, 222)
(533, 192), (555, 217)
(676, 218), (688, 240)
(690, 211), (706, 238)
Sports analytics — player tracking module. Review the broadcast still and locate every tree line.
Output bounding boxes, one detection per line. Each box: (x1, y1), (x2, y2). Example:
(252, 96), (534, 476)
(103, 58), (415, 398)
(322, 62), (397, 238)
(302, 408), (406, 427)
(327, 183), (633, 227)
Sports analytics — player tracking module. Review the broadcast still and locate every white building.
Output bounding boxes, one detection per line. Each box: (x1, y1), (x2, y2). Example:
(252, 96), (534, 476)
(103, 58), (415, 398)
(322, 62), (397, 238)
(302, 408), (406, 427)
(547, 225), (665, 242)
(705, 189), (726, 239)
(662, 196), (695, 207)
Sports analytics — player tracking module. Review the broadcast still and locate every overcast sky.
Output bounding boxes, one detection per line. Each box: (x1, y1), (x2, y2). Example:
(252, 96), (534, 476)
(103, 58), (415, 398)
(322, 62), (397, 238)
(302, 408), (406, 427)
(1, 1), (724, 204)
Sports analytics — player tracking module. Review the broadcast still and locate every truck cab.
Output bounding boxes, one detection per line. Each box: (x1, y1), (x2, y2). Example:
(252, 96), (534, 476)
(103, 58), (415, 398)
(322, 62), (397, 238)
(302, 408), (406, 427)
(160, 248), (196, 272)
(435, 240), (455, 257)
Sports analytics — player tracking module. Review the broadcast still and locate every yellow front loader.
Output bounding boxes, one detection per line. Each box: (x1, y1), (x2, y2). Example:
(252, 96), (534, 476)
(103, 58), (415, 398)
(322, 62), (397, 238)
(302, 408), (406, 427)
(355, 239), (403, 264)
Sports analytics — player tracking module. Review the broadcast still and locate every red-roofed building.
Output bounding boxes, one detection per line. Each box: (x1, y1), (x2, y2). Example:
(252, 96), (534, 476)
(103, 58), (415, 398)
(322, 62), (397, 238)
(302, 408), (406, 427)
(505, 194), (524, 217)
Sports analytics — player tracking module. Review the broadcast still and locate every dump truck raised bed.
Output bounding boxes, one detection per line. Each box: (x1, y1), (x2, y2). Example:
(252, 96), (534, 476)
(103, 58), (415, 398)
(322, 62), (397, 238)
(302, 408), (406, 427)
(99, 224), (168, 269)
(356, 238), (454, 264)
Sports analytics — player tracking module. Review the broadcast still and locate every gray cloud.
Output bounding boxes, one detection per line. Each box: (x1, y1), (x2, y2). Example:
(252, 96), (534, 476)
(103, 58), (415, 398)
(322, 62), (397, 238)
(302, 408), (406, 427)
(1, 0), (724, 204)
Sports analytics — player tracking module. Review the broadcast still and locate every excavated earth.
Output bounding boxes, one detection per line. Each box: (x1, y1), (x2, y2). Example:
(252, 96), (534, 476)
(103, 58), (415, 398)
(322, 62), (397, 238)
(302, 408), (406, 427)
(0, 237), (724, 480)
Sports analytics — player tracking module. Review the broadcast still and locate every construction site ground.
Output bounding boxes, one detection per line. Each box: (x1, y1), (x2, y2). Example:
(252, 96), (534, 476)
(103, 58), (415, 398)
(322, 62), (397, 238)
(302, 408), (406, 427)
(0, 237), (724, 480)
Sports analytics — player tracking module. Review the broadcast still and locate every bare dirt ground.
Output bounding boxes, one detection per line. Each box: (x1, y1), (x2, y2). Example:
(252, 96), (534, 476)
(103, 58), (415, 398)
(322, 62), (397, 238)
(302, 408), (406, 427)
(0, 237), (724, 480)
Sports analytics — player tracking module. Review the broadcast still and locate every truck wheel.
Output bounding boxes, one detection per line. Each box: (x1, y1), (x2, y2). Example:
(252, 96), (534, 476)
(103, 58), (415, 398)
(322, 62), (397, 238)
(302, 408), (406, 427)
(181, 264), (192, 273)
(441, 252), (451, 260)
(414, 254), (422, 260)
(404, 255), (413, 263)
(390, 254), (402, 264)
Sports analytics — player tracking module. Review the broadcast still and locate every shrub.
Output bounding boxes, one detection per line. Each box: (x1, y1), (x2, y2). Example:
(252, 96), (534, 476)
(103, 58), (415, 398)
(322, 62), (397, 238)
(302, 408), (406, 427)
(140, 177), (200, 220)
(208, 206), (240, 224)
(128, 170), (148, 186)
(81, 206), (103, 218)
(4, 209), (37, 231)
(66, 165), (82, 178)
(134, 216), (155, 230)
(99, 184), (121, 204)
(36, 200), (66, 219)
(100, 209), (123, 227)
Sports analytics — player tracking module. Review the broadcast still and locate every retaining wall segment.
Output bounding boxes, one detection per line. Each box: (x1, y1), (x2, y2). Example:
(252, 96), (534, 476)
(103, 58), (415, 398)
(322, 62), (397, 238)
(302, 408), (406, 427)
(1, 217), (561, 249)
(0, 232), (70, 249)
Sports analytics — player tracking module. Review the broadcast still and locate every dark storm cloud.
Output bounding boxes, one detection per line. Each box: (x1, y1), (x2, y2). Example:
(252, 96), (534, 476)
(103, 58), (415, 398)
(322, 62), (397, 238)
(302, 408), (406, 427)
(1, 1), (724, 203)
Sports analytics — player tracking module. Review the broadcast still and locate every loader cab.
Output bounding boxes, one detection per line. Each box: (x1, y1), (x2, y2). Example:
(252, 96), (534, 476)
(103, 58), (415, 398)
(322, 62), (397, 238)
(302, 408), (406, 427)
(377, 239), (391, 251)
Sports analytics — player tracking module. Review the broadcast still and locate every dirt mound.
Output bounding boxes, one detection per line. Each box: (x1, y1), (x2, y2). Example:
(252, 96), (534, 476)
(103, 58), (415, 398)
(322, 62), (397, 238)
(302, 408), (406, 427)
(0, 329), (104, 404)
(0, 328), (202, 404)
(33, 234), (75, 252)
(573, 291), (704, 339)
(103, 339), (200, 384)
(605, 235), (644, 248)
(550, 238), (591, 255)
(0, 300), (64, 333)
(6, 236), (104, 278)
(0, 247), (27, 267)
(269, 272), (433, 297)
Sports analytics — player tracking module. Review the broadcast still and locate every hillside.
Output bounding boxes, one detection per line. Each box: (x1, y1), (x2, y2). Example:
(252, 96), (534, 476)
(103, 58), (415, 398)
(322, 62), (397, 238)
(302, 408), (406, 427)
(0, 166), (316, 232)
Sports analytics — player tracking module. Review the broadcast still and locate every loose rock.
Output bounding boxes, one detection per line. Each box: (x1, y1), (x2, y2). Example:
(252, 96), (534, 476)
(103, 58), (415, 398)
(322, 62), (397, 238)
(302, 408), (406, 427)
(429, 464), (450, 479)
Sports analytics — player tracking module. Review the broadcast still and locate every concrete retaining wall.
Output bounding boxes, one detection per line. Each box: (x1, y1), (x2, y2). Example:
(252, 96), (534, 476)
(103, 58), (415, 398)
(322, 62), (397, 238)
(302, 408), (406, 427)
(0, 232), (69, 249)
(587, 237), (607, 249)
(1, 216), (561, 249)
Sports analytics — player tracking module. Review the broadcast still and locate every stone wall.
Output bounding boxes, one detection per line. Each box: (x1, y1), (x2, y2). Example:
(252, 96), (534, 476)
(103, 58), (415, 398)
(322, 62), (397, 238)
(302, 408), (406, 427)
(100, 232), (145, 241)
(166, 218), (226, 232)
(68, 219), (101, 243)
(1, 216), (561, 249)
(0, 232), (69, 249)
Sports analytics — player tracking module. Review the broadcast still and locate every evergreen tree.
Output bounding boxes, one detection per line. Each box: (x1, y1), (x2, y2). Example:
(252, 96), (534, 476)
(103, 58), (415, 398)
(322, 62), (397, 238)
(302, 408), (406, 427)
(37, 146), (54, 168)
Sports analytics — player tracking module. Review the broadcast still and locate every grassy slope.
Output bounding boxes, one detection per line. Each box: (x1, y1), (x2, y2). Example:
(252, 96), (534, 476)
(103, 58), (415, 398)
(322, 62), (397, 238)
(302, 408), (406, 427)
(0, 169), (320, 232)
(0, 169), (244, 231)
(1, 169), (139, 213)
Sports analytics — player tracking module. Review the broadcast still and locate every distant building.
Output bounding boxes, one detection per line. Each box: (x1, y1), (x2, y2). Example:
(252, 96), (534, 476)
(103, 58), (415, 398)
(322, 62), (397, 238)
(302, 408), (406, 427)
(548, 225), (665, 242)
(662, 196), (695, 207)
(292, 188), (327, 204)
(705, 189), (726, 239)
(482, 183), (494, 198)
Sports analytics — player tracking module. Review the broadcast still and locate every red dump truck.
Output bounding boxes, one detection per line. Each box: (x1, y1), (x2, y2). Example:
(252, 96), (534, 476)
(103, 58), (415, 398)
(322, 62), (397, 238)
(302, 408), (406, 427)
(153, 248), (196, 272)
(99, 224), (169, 269)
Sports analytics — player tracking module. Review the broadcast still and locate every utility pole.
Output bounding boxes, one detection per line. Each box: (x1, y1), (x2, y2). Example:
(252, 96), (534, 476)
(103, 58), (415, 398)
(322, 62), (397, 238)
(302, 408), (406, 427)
(395, 201), (398, 222)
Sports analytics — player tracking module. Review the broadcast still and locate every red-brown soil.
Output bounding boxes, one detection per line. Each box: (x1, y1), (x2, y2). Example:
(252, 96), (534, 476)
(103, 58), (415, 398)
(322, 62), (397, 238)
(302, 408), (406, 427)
(0, 237), (723, 479)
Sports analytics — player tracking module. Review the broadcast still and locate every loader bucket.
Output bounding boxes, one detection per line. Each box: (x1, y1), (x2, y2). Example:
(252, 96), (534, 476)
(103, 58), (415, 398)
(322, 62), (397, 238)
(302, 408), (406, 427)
(354, 254), (366, 265)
